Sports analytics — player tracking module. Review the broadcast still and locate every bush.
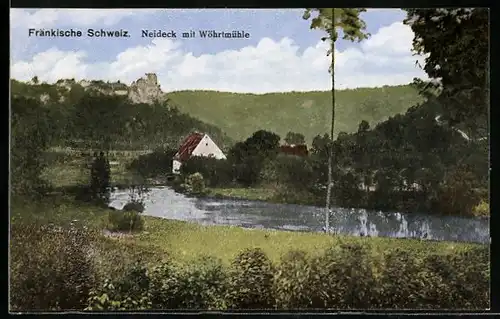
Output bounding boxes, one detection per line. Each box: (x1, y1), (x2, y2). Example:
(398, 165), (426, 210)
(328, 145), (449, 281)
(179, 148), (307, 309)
(436, 166), (481, 216)
(123, 201), (145, 213)
(227, 248), (275, 309)
(273, 250), (312, 309)
(128, 148), (177, 178)
(107, 209), (144, 233)
(378, 248), (430, 309)
(149, 256), (228, 310)
(182, 172), (206, 195)
(87, 261), (152, 311)
(10, 223), (97, 311)
(472, 199), (489, 217)
(84, 244), (488, 311)
(181, 156), (233, 187)
(423, 246), (489, 309)
(307, 243), (376, 309)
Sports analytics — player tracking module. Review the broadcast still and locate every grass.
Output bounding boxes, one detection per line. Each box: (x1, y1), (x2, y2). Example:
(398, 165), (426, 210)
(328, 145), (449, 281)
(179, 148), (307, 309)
(208, 187), (277, 202)
(10, 196), (480, 268)
(208, 187), (323, 207)
(41, 151), (141, 188)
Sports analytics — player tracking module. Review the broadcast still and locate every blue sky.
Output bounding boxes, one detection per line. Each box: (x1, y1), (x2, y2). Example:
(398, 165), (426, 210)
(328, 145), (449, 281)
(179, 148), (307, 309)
(10, 8), (426, 93)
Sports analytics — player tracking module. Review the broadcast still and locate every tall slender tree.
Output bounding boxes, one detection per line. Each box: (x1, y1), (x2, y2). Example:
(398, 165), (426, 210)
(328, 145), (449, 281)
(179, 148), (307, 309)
(303, 8), (369, 232)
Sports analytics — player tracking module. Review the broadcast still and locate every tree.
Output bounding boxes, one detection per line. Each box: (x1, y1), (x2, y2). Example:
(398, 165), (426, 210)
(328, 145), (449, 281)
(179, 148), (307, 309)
(357, 120), (370, 133)
(404, 8), (489, 139)
(284, 132), (306, 145)
(31, 76), (39, 85)
(90, 151), (111, 204)
(303, 8), (370, 232)
(11, 97), (51, 195)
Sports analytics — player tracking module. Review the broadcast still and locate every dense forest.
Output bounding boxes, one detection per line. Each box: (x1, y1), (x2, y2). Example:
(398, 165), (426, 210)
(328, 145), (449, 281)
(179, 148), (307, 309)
(168, 85), (423, 142)
(10, 80), (232, 150)
(11, 79), (424, 144)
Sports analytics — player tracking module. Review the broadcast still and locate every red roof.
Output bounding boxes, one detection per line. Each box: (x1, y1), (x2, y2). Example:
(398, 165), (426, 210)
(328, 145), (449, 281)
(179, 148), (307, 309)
(279, 145), (308, 157)
(174, 132), (205, 162)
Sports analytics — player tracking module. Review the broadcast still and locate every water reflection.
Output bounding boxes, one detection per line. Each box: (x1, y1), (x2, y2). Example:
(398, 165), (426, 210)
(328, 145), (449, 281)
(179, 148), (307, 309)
(109, 187), (489, 244)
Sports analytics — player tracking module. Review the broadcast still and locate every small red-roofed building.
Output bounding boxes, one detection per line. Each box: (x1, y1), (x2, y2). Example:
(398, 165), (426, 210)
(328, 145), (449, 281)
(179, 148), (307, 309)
(279, 144), (309, 157)
(172, 132), (227, 174)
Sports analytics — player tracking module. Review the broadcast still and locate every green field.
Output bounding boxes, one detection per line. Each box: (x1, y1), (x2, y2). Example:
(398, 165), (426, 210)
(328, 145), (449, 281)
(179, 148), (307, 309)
(10, 195), (476, 267)
(168, 85), (424, 142)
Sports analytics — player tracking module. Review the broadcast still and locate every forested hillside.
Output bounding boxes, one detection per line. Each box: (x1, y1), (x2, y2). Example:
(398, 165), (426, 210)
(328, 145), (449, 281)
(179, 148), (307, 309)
(168, 85), (424, 142)
(12, 78), (424, 145)
(10, 79), (232, 151)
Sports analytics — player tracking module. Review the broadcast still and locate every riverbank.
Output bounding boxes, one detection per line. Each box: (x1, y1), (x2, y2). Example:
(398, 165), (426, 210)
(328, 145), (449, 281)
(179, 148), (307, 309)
(207, 187), (323, 207)
(11, 195), (482, 267)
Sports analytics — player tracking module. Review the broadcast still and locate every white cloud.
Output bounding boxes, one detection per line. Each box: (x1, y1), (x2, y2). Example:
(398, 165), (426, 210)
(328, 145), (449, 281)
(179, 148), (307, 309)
(10, 17), (428, 93)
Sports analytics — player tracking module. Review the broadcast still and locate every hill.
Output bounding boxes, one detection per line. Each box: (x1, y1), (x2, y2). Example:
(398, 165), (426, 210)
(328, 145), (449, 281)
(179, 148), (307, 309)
(10, 79), (233, 151)
(12, 74), (424, 144)
(167, 85), (424, 143)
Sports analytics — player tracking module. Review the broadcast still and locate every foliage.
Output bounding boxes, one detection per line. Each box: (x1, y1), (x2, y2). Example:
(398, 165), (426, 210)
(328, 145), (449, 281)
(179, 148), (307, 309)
(284, 131), (306, 145)
(89, 152), (111, 204)
(128, 148), (177, 178)
(228, 130), (281, 186)
(435, 165), (482, 216)
(404, 8), (489, 135)
(151, 256), (228, 310)
(106, 184), (148, 232)
(472, 199), (489, 217)
(181, 156), (233, 187)
(166, 86), (423, 143)
(86, 261), (152, 311)
(10, 223), (97, 311)
(273, 250), (312, 309)
(226, 248), (275, 309)
(10, 81), (233, 151)
(307, 243), (376, 309)
(182, 172), (206, 195)
(11, 97), (52, 196)
(82, 242), (489, 311)
(260, 154), (316, 191)
(107, 210), (144, 233)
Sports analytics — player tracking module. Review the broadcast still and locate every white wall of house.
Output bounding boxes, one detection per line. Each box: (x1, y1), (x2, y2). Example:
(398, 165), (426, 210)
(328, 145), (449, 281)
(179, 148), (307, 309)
(191, 134), (227, 160)
(172, 159), (182, 174)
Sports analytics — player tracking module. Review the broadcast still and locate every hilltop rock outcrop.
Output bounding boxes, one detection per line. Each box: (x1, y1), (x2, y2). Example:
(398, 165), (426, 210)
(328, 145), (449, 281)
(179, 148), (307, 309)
(128, 73), (168, 104)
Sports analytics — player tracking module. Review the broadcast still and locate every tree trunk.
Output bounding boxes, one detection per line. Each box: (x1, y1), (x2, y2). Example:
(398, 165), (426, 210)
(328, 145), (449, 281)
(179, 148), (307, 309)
(325, 9), (336, 233)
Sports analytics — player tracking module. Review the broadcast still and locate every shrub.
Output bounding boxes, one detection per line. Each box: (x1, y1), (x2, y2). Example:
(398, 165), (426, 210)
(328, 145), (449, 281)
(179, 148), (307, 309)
(123, 201), (145, 213)
(472, 199), (489, 217)
(151, 256), (228, 310)
(128, 148), (177, 178)
(10, 223), (97, 311)
(377, 248), (430, 309)
(273, 250), (312, 309)
(87, 261), (152, 311)
(107, 210), (144, 233)
(181, 156), (233, 187)
(148, 261), (182, 309)
(436, 166), (481, 216)
(307, 243), (376, 309)
(182, 172), (206, 195)
(227, 248), (275, 309)
(423, 246), (490, 309)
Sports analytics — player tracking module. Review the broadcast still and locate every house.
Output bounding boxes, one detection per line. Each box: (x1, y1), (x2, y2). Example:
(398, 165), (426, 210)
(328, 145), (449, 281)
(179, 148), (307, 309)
(172, 132), (227, 174)
(279, 144), (309, 157)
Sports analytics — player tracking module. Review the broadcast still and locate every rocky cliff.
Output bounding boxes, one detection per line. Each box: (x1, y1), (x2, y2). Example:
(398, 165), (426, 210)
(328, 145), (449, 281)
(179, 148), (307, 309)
(21, 73), (168, 105)
(128, 73), (168, 104)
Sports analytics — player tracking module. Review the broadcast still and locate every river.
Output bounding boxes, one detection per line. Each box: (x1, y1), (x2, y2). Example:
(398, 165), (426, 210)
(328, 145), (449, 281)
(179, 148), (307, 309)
(109, 186), (490, 244)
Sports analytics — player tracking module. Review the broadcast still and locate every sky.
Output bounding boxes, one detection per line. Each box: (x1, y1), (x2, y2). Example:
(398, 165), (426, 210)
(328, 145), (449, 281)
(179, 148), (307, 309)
(10, 8), (428, 93)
